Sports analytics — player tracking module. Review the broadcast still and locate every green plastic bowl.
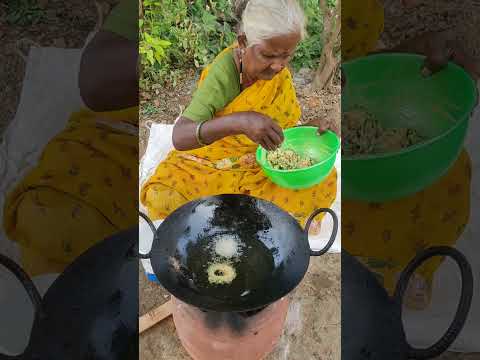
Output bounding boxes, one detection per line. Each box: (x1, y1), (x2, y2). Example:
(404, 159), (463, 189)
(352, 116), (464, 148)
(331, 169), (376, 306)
(342, 53), (478, 202)
(256, 127), (340, 189)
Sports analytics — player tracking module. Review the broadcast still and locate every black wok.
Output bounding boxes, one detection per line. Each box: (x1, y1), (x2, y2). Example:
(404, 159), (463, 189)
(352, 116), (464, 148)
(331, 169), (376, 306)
(0, 227), (138, 360)
(139, 194), (338, 312)
(342, 246), (473, 359)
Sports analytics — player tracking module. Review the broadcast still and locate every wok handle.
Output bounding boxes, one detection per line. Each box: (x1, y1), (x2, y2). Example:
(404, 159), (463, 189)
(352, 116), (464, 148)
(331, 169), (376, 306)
(139, 211), (156, 259)
(0, 254), (43, 360)
(304, 208), (338, 257)
(394, 246), (473, 359)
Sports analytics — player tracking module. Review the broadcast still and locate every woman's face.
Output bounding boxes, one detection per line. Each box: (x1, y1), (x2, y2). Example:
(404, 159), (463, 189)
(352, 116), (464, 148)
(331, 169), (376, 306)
(240, 32), (301, 81)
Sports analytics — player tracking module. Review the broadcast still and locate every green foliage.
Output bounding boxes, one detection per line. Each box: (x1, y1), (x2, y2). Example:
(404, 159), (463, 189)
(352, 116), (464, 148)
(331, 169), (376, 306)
(291, 0), (323, 71)
(292, 0), (338, 71)
(140, 0), (237, 90)
(140, 102), (161, 116)
(140, 0), (330, 90)
(140, 28), (171, 66)
(6, 0), (45, 25)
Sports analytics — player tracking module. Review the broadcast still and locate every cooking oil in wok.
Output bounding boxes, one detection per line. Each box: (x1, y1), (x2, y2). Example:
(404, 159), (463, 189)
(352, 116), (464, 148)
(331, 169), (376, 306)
(186, 235), (275, 301)
(203, 234), (244, 285)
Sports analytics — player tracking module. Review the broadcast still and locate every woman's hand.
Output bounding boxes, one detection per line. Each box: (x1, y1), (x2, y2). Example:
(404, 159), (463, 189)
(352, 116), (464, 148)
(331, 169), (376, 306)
(369, 31), (453, 76)
(172, 112), (284, 151)
(419, 31), (455, 76)
(390, 30), (479, 79)
(304, 119), (340, 137)
(357, 30), (478, 82)
(238, 112), (285, 151)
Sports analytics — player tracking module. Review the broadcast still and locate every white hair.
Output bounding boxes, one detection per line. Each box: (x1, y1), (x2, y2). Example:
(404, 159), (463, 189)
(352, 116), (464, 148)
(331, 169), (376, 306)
(241, 0), (307, 46)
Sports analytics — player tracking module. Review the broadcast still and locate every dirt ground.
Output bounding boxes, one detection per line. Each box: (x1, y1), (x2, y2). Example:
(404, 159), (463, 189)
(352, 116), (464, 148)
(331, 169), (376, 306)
(381, 0), (480, 60)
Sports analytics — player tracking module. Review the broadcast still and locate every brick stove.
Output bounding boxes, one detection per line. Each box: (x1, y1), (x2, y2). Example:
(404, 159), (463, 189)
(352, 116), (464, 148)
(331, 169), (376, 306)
(172, 296), (290, 360)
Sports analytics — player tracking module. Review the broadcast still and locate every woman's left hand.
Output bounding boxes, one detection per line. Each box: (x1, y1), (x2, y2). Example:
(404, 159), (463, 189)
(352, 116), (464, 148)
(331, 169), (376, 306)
(386, 30), (453, 76)
(422, 32), (479, 79)
(421, 31), (454, 76)
(303, 119), (340, 137)
(393, 30), (479, 80)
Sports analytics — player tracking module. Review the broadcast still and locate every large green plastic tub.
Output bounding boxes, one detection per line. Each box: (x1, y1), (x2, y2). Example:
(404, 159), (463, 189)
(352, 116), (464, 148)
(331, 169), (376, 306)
(342, 53), (477, 202)
(256, 127), (340, 189)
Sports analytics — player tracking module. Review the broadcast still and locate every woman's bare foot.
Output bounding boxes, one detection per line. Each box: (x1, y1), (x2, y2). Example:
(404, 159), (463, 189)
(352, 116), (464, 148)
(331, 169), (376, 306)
(308, 219), (322, 236)
(400, 273), (432, 311)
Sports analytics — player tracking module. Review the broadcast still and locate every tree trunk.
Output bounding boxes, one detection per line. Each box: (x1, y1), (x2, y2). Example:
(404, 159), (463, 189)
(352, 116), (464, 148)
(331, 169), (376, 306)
(313, 0), (341, 90)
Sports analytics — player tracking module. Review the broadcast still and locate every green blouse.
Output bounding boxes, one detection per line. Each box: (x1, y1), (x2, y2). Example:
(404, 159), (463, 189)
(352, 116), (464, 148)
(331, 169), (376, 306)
(183, 50), (241, 123)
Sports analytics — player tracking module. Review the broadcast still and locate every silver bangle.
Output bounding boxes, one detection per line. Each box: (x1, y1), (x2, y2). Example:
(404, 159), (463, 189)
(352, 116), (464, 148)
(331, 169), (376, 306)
(195, 120), (208, 146)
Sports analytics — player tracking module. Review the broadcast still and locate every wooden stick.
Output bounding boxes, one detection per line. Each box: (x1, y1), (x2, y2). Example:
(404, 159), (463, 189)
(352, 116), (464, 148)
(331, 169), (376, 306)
(139, 299), (173, 334)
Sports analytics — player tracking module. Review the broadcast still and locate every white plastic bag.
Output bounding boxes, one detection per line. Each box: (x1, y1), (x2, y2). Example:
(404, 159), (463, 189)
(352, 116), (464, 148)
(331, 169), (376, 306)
(0, 46), (86, 262)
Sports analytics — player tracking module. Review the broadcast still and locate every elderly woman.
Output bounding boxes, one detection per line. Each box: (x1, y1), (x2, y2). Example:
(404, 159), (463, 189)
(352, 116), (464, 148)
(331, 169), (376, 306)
(342, 0), (478, 309)
(141, 0), (337, 234)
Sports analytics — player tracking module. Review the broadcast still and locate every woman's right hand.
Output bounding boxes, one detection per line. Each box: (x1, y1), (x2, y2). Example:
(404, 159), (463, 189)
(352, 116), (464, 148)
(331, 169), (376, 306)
(238, 112), (284, 151)
(172, 112), (284, 152)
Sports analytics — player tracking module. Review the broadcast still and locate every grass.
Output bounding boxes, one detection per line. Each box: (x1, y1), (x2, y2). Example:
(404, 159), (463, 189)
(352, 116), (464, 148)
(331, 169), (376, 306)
(6, 0), (45, 25)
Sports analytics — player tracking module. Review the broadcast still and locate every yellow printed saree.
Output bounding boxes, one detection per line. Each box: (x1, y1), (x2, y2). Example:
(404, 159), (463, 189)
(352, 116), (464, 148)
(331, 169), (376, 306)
(3, 108), (138, 276)
(141, 48), (337, 229)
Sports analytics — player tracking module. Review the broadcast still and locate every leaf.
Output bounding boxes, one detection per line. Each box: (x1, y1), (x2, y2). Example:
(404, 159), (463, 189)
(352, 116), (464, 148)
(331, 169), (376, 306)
(144, 32), (153, 42)
(158, 39), (171, 47)
(146, 49), (155, 65)
(153, 45), (165, 57)
(153, 51), (165, 64)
